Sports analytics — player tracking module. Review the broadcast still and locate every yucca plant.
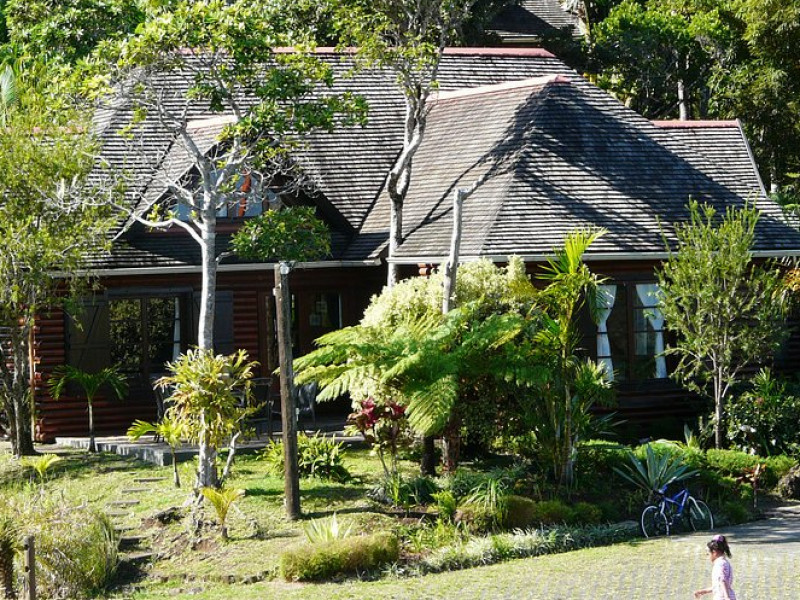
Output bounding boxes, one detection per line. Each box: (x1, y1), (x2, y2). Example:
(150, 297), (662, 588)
(49, 366), (128, 453)
(464, 474), (510, 526)
(613, 444), (698, 499)
(0, 515), (19, 600)
(20, 453), (62, 484)
(127, 418), (184, 488)
(201, 487), (245, 540)
(302, 513), (352, 544)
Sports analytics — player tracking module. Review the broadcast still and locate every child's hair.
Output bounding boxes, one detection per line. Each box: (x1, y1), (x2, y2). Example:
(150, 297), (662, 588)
(707, 534), (732, 557)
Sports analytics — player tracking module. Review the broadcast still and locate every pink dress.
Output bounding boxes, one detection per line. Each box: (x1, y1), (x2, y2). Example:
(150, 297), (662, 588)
(712, 556), (736, 600)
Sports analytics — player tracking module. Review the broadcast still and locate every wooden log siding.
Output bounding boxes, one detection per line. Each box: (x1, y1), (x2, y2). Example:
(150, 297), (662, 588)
(233, 289), (261, 366)
(35, 309), (157, 442)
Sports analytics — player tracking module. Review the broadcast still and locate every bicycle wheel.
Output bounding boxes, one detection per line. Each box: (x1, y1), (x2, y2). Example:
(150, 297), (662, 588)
(688, 498), (714, 532)
(641, 505), (670, 538)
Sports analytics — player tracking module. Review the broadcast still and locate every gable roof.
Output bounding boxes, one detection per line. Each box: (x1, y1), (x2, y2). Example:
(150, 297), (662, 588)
(488, 0), (583, 42)
(350, 76), (800, 263)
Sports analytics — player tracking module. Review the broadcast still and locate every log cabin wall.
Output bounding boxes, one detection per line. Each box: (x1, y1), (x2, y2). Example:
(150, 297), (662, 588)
(32, 265), (385, 442)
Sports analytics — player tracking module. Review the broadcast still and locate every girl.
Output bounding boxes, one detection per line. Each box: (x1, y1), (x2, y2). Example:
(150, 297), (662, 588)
(694, 534), (736, 600)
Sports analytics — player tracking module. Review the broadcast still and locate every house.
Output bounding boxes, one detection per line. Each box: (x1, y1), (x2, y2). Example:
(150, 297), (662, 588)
(487, 0), (584, 44)
(28, 48), (800, 442)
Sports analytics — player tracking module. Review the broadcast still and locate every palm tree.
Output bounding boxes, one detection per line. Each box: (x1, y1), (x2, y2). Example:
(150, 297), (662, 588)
(201, 487), (245, 541)
(127, 418), (184, 487)
(49, 366), (127, 453)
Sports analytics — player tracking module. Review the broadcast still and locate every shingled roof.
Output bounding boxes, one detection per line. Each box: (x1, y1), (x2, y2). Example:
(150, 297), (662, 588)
(89, 48), (800, 271)
(488, 0), (583, 43)
(351, 75), (800, 263)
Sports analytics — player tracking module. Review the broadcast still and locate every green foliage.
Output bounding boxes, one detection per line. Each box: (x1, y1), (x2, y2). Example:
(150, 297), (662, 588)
(432, 490), (458, 522)
(231, 206), (331, 263)
(0, 514), (19, 600)
(279, 532), (399, 581)
(657, 202), (791, 448)
(262, 433), (352, 483)
(160, 349), (256, 451)
(502, 494), (539, 529)
(464, 474), (510, 526)
(5, 0), (145, 65)
(418, 522), (640, 574)
(368, 474), (439, 509)
(20, 453), (62, 483)
(726, 368), (800, 456)
(704, 448), (795, 489)
(614, 444), (698, 495)
(127, 418), (184, 487)
(302, 513), (353, 544)
(720, 500), (751, 525)
(201, 486), (245, 540)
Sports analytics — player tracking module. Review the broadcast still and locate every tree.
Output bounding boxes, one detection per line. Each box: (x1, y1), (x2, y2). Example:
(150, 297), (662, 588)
(49, 365), (128, 453)
(529, 229), (614, 487)
(656, 201), (791, 449)
(336, 0), (475, 287)
(84, 0), (362, 486)
(0, 79), (116, 458)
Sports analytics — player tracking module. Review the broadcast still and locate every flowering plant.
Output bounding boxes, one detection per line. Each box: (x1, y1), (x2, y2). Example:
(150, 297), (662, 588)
(348, 397), (410, 478)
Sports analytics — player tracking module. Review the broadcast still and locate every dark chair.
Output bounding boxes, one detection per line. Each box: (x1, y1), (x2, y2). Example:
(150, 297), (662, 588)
(246, 377), (273, 438)
(270, 381), (318, 432)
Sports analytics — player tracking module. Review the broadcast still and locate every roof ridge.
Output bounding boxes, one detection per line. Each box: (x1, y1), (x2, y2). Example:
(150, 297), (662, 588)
(436, 74), (570, 102)
(652, 120), (739, 129)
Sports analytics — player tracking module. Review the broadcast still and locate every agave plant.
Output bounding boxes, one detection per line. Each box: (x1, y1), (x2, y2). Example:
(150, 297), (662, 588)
(201, 487), (245, 540)
(20, 453), (63, 484)
(127, 418), (184, 488)
(302, 513), (352, 544)
(49, 366), (128, 453)
(613, 444), (698, 498)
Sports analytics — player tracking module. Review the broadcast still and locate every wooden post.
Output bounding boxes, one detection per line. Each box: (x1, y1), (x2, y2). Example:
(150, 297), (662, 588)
(274, 262), (300, 520)
(22, 536), (35, 600)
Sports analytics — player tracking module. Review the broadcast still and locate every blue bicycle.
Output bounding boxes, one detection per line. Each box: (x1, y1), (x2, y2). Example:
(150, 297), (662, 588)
(640, 485), (714, 538)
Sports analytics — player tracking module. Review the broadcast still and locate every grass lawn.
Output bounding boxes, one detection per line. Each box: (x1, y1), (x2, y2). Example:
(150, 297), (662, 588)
(0, 444), (424, 597)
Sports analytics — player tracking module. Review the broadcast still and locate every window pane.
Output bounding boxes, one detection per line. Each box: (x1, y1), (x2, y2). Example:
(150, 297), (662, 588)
(147, 297), (178, 372)
(110, 299), (143, 373)
(606, 288), (628, 382)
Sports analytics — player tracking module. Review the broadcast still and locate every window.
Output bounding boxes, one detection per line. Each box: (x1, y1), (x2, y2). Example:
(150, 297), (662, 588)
(592, 282), (667, 381)
(110, 296), (184, 376)
(173, 175), (278, 221)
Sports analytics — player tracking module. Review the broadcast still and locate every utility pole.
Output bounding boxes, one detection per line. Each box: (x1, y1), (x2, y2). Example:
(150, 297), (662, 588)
(274, 262), (300, 519)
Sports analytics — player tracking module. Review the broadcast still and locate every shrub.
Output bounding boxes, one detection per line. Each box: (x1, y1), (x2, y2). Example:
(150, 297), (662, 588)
(279, 532), (399, 581)
(726, 369), (800, 456)
(4, 494), (119, 599)
(432, 490), (458, 522)
(705, 449), (796, 489)
(262, 433), (352, 483)
(571, 502), (603, 525)
(502, 495), (539, 529)
(720, 501), (751, 525)
(529, 499), (574, 525)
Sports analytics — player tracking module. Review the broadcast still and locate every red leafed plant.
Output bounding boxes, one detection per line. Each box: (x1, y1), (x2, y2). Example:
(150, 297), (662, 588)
(348, 397), (409, 478)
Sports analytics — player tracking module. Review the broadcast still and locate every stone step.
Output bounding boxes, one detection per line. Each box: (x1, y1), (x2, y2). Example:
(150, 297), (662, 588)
(121, 551), (155, 564)
(133, 477), (167, 483)
(121, 487), (151, 494)
(108, 500), (140, 507)
(119, 535), (148, 550)
(105, 510), (132, 518)
(114, 525), (135, 533)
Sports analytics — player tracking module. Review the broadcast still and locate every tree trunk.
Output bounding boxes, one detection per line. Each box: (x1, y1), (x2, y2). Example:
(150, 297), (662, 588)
(171, 448), (181, 488)
(441, 417), (461, 474)
(9, 325), (35, 457)
(387, 198), (403, 288)
(442, 189), (465, 314)
(275, 263), (301, 520)
(677, 79), (689, 121)
(419, 436), (437, 476)
(87, 401), (96, 453)
(196, 208), (218, 487)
